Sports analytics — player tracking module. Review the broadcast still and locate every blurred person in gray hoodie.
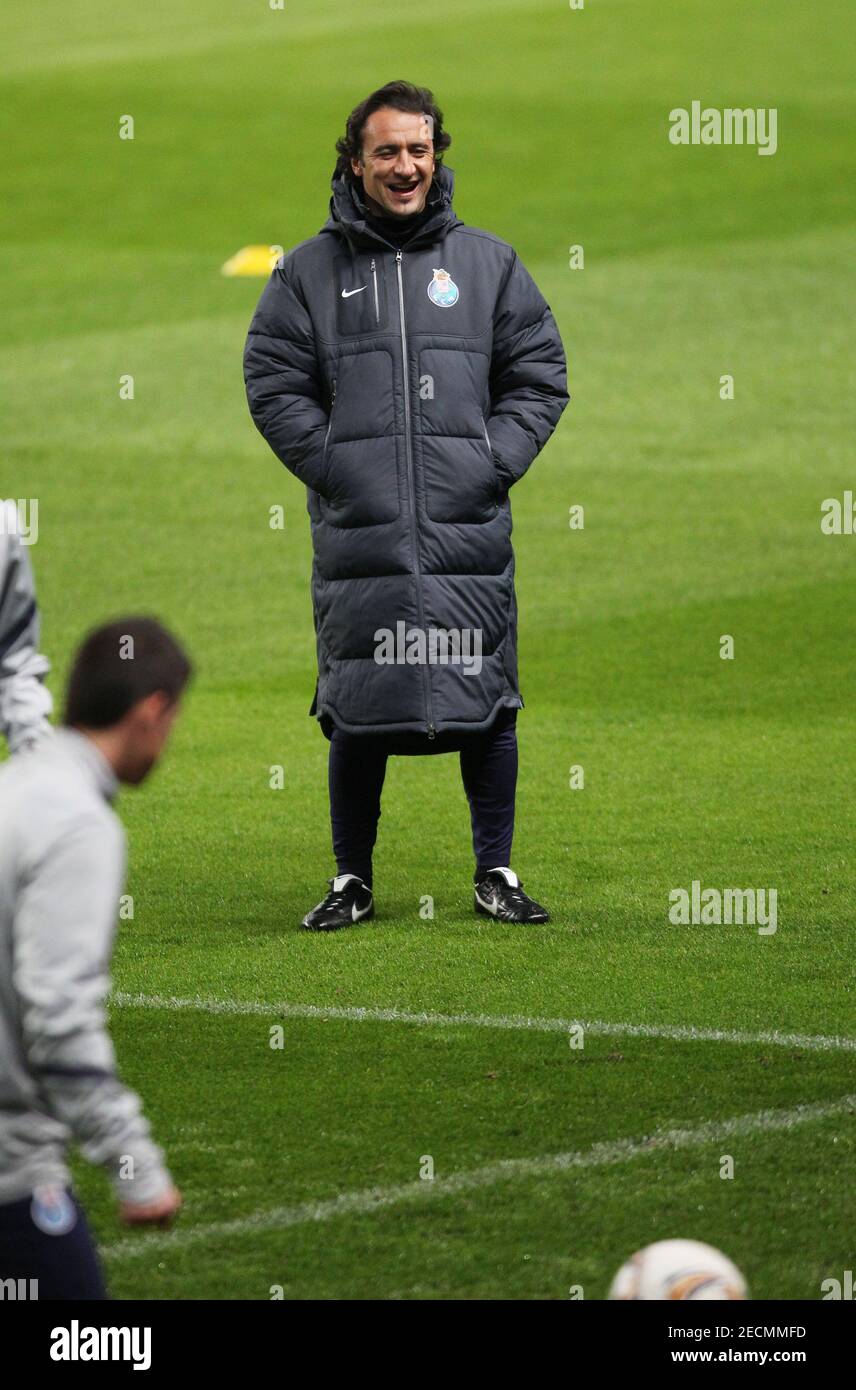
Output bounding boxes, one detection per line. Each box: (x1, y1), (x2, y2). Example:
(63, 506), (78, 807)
(0, 499), (52, 754)
(0, 616), (191, 1298)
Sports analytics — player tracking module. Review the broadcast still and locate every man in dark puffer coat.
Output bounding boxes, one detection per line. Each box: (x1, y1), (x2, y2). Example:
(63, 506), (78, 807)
(244, 82), (568, 929)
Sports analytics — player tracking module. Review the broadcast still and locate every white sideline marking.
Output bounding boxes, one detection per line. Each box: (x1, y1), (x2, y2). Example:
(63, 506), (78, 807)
(101, 1093), (856, 1260)
(111, 991), (856, 1054)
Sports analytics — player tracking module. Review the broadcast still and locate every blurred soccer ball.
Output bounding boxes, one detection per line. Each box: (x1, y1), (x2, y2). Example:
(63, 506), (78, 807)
(608, 1239), (747, 1300)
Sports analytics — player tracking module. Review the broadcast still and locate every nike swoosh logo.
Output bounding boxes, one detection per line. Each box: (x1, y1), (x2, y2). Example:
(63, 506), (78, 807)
(341, 286), (366, 298)
(352, 900), (372, 920)
(475, 890), (499, 916)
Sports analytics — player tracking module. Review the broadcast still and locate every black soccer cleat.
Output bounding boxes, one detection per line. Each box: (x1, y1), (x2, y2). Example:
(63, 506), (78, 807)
(301, 874), (375, 932)
(473, 867), (550, 924)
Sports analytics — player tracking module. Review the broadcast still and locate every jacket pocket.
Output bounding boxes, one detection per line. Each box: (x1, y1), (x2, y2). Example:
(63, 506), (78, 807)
(482, 414), (507, 503)
(320, 435), (400, 528)
(318, 350), (401, 527)
(320, 378), (337, 493)
(336, 255), (388, 335)
(482, 415), (503, 496)
(423, 429), (500, 524)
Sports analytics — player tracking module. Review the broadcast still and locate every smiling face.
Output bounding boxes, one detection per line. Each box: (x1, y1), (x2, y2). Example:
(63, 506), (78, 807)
(351, 107), (436, 218)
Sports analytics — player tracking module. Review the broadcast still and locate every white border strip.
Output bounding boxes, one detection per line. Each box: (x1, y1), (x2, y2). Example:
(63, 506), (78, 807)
(111, 992), (856, 1054)
(102, 1092), (856, 1260)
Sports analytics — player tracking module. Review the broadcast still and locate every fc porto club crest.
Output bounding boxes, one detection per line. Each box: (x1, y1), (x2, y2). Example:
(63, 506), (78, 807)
(30, 1186), (77, 1236)
(427, 267), (459, 308)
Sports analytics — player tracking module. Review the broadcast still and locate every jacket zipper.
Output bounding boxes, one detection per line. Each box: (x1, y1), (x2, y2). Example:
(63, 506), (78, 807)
(482, 412), (502, 509)
(370, 258), (379, 325)
(323, 378), (336, 464)
(395, 249), (436, 740)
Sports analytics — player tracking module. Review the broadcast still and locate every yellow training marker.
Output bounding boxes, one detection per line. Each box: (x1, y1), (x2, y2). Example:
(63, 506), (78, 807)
(221, 245), (281, 277)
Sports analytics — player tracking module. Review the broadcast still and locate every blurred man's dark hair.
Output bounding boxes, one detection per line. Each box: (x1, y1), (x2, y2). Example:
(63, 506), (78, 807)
(64, 617), (192, 729)
(334, 80), (452, 179)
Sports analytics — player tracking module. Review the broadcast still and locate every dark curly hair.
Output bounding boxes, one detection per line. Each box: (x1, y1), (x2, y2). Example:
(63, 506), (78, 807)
(334, 81), (452, 179)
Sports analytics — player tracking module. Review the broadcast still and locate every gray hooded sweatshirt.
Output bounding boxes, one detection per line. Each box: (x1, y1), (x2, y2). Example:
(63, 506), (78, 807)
(0, 499), (52, 753)
(0, 728), (171, 1206)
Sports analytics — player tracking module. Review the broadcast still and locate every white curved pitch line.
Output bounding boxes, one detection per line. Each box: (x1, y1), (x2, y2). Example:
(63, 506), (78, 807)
(101, 1092), (856, 1260)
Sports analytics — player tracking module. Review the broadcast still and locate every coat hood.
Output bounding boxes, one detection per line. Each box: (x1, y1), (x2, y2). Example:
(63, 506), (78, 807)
(321, 162), (461, 251)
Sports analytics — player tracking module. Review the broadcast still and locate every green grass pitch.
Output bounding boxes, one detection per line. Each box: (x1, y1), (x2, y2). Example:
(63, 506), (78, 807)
(2, 0), (854, 1298)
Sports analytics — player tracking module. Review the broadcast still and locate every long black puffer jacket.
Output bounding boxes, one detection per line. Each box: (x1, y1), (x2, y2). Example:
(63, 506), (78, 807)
(244, 164), (569, 738)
